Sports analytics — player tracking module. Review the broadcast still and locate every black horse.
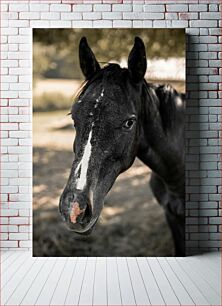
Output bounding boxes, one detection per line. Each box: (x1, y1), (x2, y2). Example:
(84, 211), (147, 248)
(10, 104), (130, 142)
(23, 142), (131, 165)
(59, 37), (185, 256)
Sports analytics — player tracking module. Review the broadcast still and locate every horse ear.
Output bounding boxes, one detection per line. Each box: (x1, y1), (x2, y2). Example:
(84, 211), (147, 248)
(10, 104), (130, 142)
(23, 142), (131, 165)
(128, 37), (147, 84)
(79, 37), (100, 80)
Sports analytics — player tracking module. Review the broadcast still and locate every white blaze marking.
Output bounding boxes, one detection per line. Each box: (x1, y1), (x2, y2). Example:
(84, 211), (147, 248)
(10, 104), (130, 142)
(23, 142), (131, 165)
(75, 128), (93, 190)
(74, 89), (104, 190)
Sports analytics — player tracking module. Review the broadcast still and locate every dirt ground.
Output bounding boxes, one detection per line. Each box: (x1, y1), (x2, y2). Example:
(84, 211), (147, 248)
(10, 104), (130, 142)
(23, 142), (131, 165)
(33, 110), (174, 257)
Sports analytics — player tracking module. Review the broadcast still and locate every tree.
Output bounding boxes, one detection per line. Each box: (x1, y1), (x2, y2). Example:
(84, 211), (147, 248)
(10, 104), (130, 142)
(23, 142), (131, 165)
(33, 29), (185, 80)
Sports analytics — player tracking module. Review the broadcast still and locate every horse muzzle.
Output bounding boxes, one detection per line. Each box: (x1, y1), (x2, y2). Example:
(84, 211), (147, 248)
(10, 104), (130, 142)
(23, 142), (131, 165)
(59, 189), (100, 234)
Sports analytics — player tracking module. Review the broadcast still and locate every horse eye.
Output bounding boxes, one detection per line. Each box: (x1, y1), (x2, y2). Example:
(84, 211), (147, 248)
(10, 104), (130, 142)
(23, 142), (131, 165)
(123, 119), (135, 130)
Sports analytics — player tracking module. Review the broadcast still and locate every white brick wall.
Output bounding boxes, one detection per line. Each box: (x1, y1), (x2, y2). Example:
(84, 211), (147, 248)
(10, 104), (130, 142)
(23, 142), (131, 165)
(0, 0), (221, 254)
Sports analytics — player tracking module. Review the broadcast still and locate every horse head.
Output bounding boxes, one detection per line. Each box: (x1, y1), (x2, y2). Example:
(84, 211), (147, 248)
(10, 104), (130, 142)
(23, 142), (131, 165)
(59, 37), (147, 233)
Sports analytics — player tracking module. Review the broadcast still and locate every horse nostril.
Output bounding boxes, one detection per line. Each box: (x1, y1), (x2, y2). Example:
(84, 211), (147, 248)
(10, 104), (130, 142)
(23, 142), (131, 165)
(76, 211), (86, 224)
(70, 201), (85, 224)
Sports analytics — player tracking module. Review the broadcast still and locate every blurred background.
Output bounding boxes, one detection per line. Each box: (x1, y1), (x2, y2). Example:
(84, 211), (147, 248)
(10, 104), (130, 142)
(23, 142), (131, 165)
(33, 29), (185, 257)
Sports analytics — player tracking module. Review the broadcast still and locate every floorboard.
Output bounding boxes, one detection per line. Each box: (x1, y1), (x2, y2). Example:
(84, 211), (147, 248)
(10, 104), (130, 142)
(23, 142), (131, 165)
(157, 258), (194, 305)
(64, 257), (87, 306)
(176, 258), (220, 305)
(167, 257), (210, 305)
(107, 257), (122, 306)
(1, 251), (220, 306)
(137, 257), (165, 305)
(93, 257), (107, 305)
(148, 257), (180, 305)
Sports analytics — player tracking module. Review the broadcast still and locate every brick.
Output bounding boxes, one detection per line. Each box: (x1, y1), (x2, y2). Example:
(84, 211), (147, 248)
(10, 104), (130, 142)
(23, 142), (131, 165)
(191, 233), (209, 241)
(1, 209), (18, 216)
(209, 75), (221, 83)
(102, 12), (122, 19)
(190, 20), (217, 28)
(200, 12), (221, 19)
(199, 210), (218, 217)
(189, 4), (207, 11)
(9, 233), (29, 240)
(9, 217), (29, 225)
(9, 4), (29, 11)
(30, 21), (50, 28)
(9, 99), (30, 107)
(133, 20), (143, 28)
(153, 20), (171, 28)
(73, 4), (92, 12)
(123, 12), (164, 19)
(83, 12), (101, 20)
(72, 20), (93, 28)
(50, 21), (72, 28)
(7, 52), (29, 60)
(199, 36), (217, 44)
(93, 20), (112, 28)
(19, 209), (30, 217)
(209, 60), (221, 67)
(1, 4), (8, 11)
(142, 21), (152, 27)
(10, 83), (30, 91)
(1, 170), (18, 178)
(199, 28), (208, 36)
(172, 20), (188, 28)
(10, 178), (30, 186)
(2, 27), (18, 36)
(9, 20), (29, 28)
(209, 4), (219, 11)
(1, 225), (18, 233)
(19, 28), (31, 36)
(200, 202), (218, 209)
(199, 241), (221, 248)
(29, 4), (49, 11)
(9, 115), (30, 123)
(9, 68), (31, 75)
(209, 28), (221, 35)
(199, 225), (217, 233)
(179, 13), (198, 20)
(0, 218), (8, 225)
(20, 12), (40, 19)
(19, 241), (31, 248)
(2, 60), (18, 68)
(113, 20), (132, 27)
(112, 4), (132, 11)
(61, 12), (82, 20)
(94, 4), (111, 11)
(208, 44), (221, 51)
(166, 5), (188, 12)
(50, 4), (71, 12)
(41, 12), (60, 20)
(143, 5), (165, 12)
(19, 226), (30, 233)
(133, 5), (143, 12)
(165, 13), (178, 20)
(8, 146), (31, 154)
(1, 139), (18, 146)
(1, 241), (18, 247)
(210, 233), (221, 240)
(2, 123), (18, 131)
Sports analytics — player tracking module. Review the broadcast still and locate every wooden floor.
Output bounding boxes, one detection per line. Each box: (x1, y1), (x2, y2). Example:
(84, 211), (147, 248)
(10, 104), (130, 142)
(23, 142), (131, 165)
(1, 251), (220, 306)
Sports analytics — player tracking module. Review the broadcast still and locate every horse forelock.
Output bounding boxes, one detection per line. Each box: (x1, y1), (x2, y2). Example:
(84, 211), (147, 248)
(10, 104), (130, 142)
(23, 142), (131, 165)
(72, 64), (129, 105)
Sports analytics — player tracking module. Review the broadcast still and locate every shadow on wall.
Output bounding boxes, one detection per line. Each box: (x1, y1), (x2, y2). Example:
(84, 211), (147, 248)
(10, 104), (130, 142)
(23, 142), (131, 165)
(186, 34), (204, 256)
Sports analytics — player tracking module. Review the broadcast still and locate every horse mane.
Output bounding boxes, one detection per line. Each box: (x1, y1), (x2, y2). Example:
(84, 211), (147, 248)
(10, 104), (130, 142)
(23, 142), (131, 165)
(143, 81), (185, 133)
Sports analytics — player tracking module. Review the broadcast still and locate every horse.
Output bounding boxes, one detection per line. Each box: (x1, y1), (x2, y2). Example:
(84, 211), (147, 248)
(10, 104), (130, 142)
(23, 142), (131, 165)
(59, 36), (185, 256)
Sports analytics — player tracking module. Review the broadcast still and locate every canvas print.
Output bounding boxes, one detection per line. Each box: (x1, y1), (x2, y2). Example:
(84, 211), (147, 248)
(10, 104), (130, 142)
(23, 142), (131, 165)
(33, 29), (185, 257)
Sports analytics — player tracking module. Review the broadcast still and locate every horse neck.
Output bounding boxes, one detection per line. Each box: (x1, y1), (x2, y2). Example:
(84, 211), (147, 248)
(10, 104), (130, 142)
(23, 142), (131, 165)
(138, 82), (185, 196)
